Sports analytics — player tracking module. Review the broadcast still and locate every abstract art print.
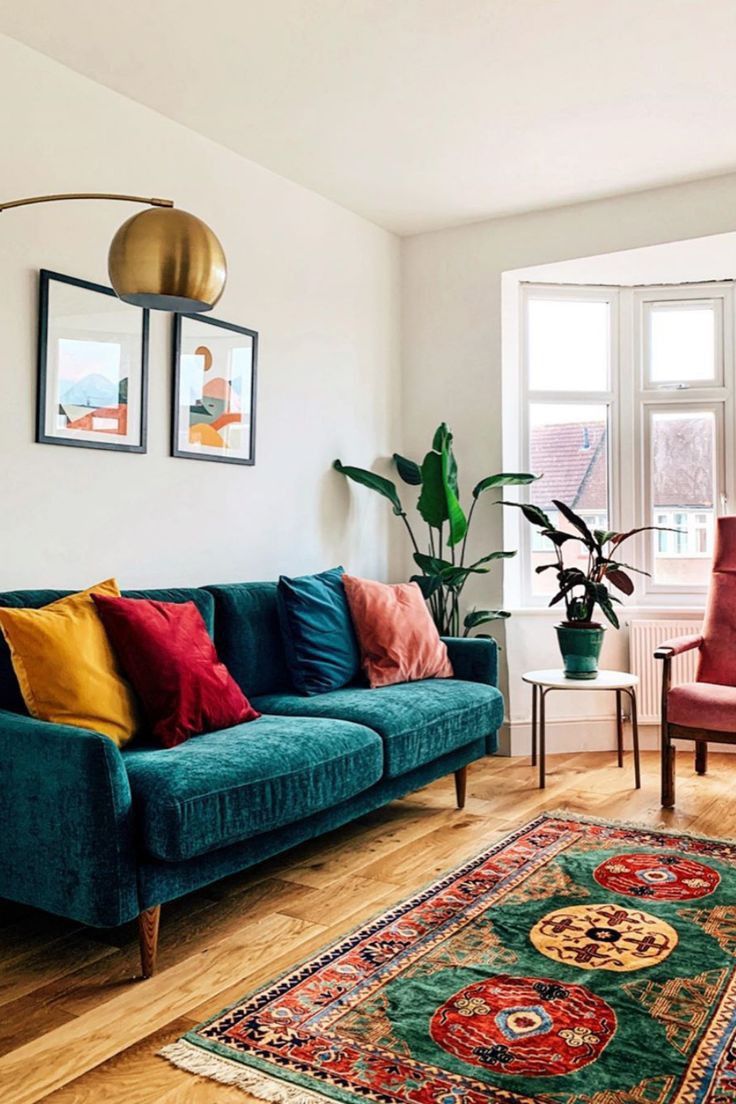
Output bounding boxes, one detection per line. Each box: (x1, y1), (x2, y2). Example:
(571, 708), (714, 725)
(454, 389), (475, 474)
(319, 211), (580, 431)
(172, 313), (257, 465)
(37, 269), (149, 453)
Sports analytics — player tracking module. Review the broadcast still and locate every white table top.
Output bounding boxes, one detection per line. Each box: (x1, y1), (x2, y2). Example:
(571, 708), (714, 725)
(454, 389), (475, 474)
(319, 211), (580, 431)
(522, 669), (639, 690)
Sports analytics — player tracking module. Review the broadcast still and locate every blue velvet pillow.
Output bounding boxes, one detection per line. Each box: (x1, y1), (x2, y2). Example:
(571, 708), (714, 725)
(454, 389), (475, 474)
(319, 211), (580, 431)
(276, 567), (360, 695)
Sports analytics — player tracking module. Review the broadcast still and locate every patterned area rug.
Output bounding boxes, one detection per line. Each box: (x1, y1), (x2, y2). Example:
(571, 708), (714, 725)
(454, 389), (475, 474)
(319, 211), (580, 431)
(161, 812), (736, 1103)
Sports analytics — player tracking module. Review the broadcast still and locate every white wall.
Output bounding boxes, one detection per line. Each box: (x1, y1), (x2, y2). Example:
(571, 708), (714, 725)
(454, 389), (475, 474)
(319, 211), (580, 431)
(402, 174), (736, 753)
(0, 34), (400, 590)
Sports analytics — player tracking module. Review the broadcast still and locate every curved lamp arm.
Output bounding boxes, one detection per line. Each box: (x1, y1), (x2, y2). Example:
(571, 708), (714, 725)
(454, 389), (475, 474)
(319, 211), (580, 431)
(0, 193), (174, 212)
(0, 192), (226, 312)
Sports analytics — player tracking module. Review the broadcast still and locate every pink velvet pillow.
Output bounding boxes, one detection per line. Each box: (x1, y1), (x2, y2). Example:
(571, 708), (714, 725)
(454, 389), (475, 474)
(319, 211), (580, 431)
(342, 576), (453, 688)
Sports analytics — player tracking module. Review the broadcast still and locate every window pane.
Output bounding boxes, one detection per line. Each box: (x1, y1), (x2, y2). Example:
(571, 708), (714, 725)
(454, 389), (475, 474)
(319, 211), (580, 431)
(529, 404), (609, 596)
(647, 301), (716, 384)
(528, 299), (609, 391)
(650, 410), (716, 586)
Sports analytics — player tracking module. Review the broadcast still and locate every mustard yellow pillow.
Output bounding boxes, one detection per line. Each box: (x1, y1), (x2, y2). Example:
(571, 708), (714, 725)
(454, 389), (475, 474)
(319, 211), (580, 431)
(0, 579), (138, 747)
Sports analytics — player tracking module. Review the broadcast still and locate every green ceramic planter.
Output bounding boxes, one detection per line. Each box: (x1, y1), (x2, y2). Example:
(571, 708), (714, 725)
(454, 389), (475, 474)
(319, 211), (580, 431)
(555, 623), (605, 680)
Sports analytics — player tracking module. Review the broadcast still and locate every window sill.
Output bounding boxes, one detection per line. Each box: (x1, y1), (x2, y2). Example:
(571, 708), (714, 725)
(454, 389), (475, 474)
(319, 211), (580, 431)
(506, 606), (706, 618)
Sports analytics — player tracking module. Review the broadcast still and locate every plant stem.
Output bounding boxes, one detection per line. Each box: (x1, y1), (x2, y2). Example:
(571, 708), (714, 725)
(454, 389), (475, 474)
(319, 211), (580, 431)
(459, 498), (477, 567)
(400, 514), (421, 557)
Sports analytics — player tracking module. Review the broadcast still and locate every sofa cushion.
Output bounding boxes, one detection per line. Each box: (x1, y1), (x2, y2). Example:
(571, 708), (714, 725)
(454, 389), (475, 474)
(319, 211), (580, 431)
(0, 586), (214, 714)
(95, 595), (260, 748)
(122, 714), (383, 861)
(343, 575), (453, 688)
(0, 579), (140, 747)
(253, 679), (503, 779)
(277, 567), (360, 695)
(204, 583), (290, 698)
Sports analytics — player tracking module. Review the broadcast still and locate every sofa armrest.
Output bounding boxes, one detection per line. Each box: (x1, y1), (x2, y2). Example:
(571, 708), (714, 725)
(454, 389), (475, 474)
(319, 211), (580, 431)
(442, 636), (498, 687)
(0, 710), (139, 926)
(654, 634), (704, 660)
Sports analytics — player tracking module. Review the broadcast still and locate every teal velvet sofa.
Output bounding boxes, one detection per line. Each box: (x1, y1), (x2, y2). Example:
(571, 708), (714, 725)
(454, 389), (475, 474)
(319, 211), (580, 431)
(0, 581), (503, 977)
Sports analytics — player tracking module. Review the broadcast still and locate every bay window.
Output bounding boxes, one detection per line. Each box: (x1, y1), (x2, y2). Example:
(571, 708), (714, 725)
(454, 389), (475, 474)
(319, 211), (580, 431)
(515, 281), (735, 607)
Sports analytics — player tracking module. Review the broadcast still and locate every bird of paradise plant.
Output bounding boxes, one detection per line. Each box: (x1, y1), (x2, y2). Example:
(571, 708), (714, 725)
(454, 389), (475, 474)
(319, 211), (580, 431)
(334, 423), (538, 636)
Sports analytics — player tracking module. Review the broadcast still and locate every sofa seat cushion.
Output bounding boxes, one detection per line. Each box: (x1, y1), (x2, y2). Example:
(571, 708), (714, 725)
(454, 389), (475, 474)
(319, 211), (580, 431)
(253, 679), (503, 779)
(123, 714), (383, 861)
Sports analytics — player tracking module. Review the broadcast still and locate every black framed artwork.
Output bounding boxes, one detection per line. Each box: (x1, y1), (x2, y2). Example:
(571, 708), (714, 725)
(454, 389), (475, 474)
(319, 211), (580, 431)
(37, 269), (149, 453)
(171, 313), (258, 465)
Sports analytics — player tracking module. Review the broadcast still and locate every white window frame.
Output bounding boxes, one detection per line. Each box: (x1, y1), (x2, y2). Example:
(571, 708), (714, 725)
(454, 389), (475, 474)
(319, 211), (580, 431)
(642, 294), (724, 389)
(517, 284), (619, 607)
(511, 280), (735, 609)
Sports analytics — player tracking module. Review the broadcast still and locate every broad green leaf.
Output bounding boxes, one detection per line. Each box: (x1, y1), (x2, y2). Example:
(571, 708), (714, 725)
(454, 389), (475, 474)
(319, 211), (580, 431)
(597, 595), (620, 628)
(466, 550), (517, 570)
(413, 552), (453, 576)
(541, 529), (584, 547)
(410, 573), (443, 599)
(594, 529), (619, 546)
(500, 501), (554, 529)
(601, 559), (651, 577)
(463, 608), (511, 630)
(333, 460), (404, 516)
(412, 551), (503, 588)
(473, 472), (539, 498)
(441, 433), (468, 547)
(432, 422), (451, 451)
(393, 453), (422, 486)
(417, 451), (448, 528)
(552, 499), (597, 547)
(416, 434), (468, 546)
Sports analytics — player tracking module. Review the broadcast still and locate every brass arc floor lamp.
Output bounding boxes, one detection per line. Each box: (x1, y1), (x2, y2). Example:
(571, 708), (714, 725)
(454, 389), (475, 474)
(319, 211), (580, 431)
(0, 192), (227, 311)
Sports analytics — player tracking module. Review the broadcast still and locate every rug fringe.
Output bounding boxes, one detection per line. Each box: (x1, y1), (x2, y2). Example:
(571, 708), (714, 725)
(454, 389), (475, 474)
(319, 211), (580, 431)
(545, 808), (736, 846)
(159, 1039), (334, 1104)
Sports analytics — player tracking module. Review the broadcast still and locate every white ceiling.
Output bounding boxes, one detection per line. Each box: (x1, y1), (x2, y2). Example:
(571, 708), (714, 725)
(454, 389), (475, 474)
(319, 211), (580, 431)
(4, 0), (736, 235)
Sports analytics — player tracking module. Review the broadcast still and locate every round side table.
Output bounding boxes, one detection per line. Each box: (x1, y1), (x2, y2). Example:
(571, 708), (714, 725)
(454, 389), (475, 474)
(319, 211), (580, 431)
(521, 669), (641, 790)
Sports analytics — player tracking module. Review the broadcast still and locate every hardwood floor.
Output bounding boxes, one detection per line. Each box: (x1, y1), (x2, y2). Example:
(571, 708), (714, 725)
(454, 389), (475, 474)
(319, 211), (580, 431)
(2, 748), (736, 1103)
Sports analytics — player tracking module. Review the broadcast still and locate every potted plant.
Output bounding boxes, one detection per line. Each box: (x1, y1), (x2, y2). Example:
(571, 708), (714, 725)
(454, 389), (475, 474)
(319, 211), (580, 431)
(505, 498), (669, 679)
(334, 423), (538, 636)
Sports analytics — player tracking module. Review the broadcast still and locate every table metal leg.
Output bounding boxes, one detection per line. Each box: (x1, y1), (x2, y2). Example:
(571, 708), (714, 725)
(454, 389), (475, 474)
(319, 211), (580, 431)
(615, 689), (623, 768)
(539, 688), (546, 789)
(629, 688), (641, 789)
(531, 684), (537, 767)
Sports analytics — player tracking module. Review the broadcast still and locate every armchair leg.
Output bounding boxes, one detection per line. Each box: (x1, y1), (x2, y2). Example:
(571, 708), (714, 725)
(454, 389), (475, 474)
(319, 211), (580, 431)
(454, 766), (467, 809)
(695, 741), (708, 775)
(138, 905), (161, 979)
(661, 732), (676, 808)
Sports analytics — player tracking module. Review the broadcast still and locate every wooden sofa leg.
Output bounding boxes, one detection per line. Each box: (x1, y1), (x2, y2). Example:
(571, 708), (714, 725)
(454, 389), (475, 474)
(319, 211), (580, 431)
(454, 766), (467, 809)
(695, 740), (708, 776)
(138, 906), (161, 979)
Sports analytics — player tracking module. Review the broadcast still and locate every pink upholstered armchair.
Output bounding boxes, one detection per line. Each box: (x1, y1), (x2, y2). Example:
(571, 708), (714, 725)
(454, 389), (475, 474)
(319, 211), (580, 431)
(656, 516), (736, 807)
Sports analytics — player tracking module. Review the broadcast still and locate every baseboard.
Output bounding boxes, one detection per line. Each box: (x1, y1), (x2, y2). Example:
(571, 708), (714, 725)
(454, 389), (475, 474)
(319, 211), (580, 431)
(498, 717), (661, 758)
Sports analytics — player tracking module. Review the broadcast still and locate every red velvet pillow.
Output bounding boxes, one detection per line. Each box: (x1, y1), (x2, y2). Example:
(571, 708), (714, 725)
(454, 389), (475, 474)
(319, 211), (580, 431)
(93, 595), (259, 748)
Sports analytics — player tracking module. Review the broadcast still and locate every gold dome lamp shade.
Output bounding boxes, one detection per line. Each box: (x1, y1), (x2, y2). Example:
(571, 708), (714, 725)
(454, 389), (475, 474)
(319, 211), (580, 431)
(0, 192), (227, 312)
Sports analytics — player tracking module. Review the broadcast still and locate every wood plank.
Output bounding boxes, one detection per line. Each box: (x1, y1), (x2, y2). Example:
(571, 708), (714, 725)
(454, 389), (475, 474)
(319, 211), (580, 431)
(0, 750), (731, 1103)
(39, 1017), (197, 1104)
(0, 913), (322, 1104)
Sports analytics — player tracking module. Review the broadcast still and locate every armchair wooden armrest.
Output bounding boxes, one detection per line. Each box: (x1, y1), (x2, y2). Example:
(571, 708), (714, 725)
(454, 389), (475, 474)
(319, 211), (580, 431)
(654, 634), (704, 660)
